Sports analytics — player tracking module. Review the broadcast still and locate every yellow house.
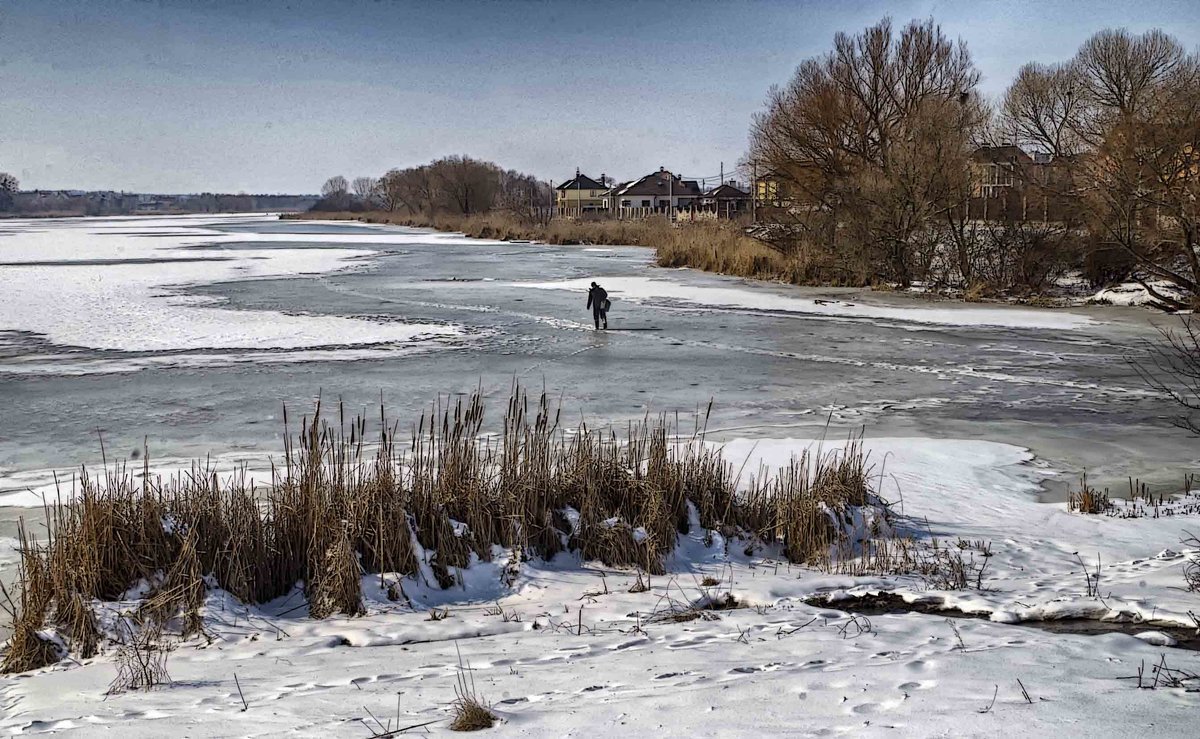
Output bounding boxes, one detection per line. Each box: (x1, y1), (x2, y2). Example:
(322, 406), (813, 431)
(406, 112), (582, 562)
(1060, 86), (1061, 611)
(556, 172), (608, 215)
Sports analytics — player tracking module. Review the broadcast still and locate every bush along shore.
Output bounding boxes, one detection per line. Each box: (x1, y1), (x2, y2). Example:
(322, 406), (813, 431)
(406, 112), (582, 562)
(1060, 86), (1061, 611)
(1, 387), (896, 674)
(284, 210), (876, 287)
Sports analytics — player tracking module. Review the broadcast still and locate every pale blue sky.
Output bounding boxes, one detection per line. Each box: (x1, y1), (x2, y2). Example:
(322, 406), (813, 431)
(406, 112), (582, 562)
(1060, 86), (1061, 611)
(2, 0), (1198, 193)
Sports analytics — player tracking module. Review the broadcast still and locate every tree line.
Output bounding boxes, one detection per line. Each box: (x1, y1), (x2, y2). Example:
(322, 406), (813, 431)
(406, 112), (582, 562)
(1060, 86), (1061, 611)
(316, 155), (553, 224)
(751, 18), (1200, 308)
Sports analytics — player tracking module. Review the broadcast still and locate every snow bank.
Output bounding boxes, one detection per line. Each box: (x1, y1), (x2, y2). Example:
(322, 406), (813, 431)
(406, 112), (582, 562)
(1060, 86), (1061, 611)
(519, 276), (1095, 330)
(1090, 280), (1190, 308)
(720, 435), (1200, 628)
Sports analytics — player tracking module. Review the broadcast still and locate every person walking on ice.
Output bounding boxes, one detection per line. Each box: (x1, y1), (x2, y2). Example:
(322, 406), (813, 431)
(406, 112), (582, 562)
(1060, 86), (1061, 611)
(587, 281), (609, 330)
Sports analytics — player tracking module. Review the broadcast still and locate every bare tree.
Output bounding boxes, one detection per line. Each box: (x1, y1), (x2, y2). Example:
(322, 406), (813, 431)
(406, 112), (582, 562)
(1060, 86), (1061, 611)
(377, 166), (437, 214)
(431, 155), (501, 215)
(362, 159), (546, 219)
(0, 172), (17, 211)
(496, 169), (553, 225)
(321, 176), (349, 199)
(1000, 28), (1200, 309)
(750, 17), (986, 286)
(1000, 63), (1087, 158)
(352, 176), (378, 207)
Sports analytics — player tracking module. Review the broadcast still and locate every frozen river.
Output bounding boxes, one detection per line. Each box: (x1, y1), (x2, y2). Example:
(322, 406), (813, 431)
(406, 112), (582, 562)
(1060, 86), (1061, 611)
(0, 213), (1196, 522)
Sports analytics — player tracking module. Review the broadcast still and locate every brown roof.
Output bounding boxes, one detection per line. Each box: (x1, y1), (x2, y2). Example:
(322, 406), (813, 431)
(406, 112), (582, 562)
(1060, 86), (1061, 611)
(616, 170), (704, 198)
(706, 183), (749, 200)
(971, 145), (1035, 166)
(556, 174), (607, 190)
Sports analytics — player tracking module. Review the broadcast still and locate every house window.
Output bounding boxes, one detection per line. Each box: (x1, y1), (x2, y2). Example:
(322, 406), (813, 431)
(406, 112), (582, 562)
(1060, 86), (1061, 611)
(621, 200), (631, 207)
(984, 163), (1013, 188)
(641, 200), (651, 208)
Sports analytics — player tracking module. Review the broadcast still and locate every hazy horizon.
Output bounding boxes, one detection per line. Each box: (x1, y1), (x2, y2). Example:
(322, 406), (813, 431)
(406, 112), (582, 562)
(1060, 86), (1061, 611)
(4, 0), (1199, 194)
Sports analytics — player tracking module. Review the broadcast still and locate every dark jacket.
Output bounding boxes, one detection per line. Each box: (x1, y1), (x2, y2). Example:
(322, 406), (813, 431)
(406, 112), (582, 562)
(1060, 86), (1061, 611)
(587, 286), (608, 312)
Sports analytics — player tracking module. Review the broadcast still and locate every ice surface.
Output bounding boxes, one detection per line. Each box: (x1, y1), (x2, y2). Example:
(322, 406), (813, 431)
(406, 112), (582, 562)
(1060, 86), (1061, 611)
(520, 276), (1096, 329)
(0, 215), (465, 358)
(0, 453), (278, 508)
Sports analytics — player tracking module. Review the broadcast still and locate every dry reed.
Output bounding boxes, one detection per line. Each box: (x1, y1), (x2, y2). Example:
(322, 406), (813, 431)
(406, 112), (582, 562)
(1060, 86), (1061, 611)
(0, 386), (884, 673)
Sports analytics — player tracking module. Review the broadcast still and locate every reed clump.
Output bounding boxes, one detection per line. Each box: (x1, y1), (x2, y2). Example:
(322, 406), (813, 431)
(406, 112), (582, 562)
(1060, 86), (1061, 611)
(1067, 474), (1112, 514)
(0, 387), (884, 673)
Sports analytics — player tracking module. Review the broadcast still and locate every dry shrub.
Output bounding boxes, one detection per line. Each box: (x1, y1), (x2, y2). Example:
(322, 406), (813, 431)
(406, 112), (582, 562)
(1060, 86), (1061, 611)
(1183, 531), (1200, 592)
(106, 621), (174, 694)
(918, 539), (993, 590)
(54, 591), (100, 659)
(963, 281), (994, 302)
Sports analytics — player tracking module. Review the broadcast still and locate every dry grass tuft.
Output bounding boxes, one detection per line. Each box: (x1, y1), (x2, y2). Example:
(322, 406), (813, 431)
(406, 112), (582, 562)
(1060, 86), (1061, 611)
(450, 645), (496, 731)
(0, 525), (62, 673)
(1068, 474), (1112, 514)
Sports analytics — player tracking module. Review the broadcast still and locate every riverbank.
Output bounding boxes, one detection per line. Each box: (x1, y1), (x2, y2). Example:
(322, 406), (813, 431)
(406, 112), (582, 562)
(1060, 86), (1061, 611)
(284, 210), (860, 287)
(288, 211), (1181, 310)
(5, 423), (1200, 736)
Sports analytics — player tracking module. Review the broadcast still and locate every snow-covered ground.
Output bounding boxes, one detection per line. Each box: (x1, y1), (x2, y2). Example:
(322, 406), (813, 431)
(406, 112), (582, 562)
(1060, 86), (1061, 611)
(0, 215), (486, 370)
(4, 436), (1199, 737)
(1089, 280), (1193, 309)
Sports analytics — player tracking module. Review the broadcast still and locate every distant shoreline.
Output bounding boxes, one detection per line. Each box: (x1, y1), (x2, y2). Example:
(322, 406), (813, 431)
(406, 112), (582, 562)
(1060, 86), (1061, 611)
(282, 209), (666, 247)
(0, 209), (310, 220)
(285, 210), (1155, 313)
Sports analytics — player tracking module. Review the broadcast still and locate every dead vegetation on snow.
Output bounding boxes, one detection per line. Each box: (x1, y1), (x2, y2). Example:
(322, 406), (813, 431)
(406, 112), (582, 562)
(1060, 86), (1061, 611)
(0, 386), (890, 674)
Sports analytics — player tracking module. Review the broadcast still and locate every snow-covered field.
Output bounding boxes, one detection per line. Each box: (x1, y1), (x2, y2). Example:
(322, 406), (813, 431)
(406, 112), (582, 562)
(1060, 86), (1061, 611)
(3, 436), (1199, 737)
(0, 215), (488, 372)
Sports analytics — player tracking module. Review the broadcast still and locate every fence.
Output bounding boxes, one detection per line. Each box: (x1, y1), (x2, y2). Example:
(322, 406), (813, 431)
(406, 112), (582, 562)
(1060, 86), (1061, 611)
(555, 203), (747, 222)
